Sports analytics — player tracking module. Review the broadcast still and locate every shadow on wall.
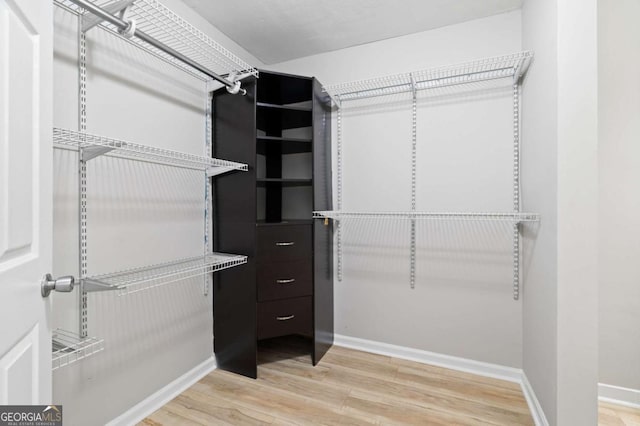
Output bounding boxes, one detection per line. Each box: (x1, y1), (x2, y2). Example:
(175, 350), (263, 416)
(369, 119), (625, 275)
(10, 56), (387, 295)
(521, 221), (541, 297)
(340, 218), (540, 295)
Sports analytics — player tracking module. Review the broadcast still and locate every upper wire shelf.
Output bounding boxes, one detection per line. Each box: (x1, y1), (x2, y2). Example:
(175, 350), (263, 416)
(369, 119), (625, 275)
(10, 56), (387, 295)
(313, 211), (540, 223)
(54, 0), (258, 82)
(53, 127), (248, 175)
(324, 51), (533, 103)
(83, 253), (247, 295)
(52, 329), (104, 370)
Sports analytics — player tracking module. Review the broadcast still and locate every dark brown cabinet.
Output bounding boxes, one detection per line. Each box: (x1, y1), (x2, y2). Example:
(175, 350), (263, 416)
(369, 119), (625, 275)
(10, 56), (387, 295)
(212, 70), (333, 379)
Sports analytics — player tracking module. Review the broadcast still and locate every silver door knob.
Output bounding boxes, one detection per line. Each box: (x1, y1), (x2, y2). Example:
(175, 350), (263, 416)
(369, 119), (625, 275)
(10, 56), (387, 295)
(41, 274), (75, 298)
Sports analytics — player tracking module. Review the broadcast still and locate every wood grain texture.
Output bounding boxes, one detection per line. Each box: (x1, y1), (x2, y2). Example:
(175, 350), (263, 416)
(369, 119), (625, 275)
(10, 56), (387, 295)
(212, 76), (258, 379)
(143, 336), (533, 425)
(599, 401), (640, 426)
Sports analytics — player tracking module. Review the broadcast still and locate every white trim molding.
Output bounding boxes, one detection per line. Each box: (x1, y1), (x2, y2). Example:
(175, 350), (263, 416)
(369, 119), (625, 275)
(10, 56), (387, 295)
(334, 334), (522, 383)
(521, 373), (550, 426)
(107, 357), (216, 426)
(334, 334), (549, 426)
(599, 383), (640, 409)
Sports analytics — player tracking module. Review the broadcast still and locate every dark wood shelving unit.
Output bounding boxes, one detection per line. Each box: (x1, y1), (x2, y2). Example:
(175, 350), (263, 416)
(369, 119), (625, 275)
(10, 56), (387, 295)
(257, 102), (312, 112)
(257, 136), (312, 142)
(256, 219), (314, 227)
(257, 136), (312, 155)
(257, 178), (313, 186)
(212, 70), (333, 379)
(256, 105), (313, 131)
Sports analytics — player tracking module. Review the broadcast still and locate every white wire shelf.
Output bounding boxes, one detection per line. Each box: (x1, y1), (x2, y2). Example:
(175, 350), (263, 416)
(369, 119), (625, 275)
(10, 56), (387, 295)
(83, 253), (247, 295)
(313, 211), (540, 223)
(324, 51), (533, 103)
(52, 329), (104, 370)
(54, 0), (258, 82)
(53, 128), (248, 175)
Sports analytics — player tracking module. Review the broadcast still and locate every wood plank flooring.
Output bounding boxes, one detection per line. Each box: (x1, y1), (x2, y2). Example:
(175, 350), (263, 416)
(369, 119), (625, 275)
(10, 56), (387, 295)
(599, 401), (640, 426)
(142, 336), (533, 425)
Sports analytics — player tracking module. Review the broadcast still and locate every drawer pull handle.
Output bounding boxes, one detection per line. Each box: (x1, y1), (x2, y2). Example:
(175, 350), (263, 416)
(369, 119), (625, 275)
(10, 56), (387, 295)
(277, 279), (296, 284)
(276, 242), (295, 247)
(277, 315), (295, 321)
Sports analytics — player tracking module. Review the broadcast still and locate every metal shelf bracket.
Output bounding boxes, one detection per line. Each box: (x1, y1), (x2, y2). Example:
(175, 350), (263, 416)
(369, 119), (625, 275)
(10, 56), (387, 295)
(82, 0), (136, 32)
(82, 278), (112, 292)
(81, 144), (118, 162)
(206, 166), (233, 177)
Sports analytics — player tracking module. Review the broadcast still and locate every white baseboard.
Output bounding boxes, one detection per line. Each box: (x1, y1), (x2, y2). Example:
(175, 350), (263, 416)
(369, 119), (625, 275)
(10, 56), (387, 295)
(334, 334), (522, 383)
(521, 372), (550, 426)
(334, 334), (549, 426)
(107, 357), (217, 426)
(599, 383), (640, 409)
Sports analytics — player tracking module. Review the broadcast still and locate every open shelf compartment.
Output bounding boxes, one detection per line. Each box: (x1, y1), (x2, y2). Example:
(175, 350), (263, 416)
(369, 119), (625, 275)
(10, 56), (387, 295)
(53, 127), (248, 176)
(52, 329), (105, 371)
(54, 0), (257, 82)
(313, 210), (540, 223)
(83, 253), (248, 295)
(324, 51), (533, 102)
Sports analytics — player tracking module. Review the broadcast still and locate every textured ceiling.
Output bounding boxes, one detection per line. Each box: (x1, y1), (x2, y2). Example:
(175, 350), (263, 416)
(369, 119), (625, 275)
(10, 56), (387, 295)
(182, 0), (522, 65)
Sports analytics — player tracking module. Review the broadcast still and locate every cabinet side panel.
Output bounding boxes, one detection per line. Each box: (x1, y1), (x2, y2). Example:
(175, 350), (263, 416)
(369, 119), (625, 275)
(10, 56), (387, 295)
(213, 77), (257, 378)
(312, 78), (334, 364)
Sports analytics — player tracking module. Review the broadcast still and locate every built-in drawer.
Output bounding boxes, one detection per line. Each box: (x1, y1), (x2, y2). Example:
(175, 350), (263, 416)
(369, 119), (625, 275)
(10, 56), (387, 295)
(257, 296), (312, 340)
(257, 225), (311, 262)
(257, 259), (312, 302)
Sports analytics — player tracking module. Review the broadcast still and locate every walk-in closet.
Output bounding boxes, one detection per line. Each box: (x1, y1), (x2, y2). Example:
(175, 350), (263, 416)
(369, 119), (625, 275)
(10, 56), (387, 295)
(0, 0), (637, 425)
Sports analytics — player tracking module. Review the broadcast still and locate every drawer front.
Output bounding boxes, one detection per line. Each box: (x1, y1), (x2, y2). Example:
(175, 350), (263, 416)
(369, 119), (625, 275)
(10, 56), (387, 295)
(257, 225), (312, 262)
(257, 259), (312, 302)
(257, 297), (312, 340)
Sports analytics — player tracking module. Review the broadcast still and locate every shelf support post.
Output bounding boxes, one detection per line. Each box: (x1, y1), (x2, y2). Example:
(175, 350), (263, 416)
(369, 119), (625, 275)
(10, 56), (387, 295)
(410, 73), (418, 289)
(204, 91), (213, 296)
(78, 13), (89, 337)
(336, 96), (343, 282)
(512, 82), (521, 300)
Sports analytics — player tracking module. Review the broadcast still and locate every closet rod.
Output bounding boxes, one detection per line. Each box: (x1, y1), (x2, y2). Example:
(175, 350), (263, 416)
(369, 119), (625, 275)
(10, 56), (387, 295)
(67, 0), (246, 95)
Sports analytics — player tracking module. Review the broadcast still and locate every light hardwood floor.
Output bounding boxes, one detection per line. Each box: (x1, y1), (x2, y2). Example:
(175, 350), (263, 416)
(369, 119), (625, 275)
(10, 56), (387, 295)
(599, 401), (640, 426)
(143, 336), (533, 425)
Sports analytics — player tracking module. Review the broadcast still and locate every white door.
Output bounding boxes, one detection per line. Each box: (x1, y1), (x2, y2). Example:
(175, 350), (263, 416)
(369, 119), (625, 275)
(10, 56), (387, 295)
(0, 0), (53, 404)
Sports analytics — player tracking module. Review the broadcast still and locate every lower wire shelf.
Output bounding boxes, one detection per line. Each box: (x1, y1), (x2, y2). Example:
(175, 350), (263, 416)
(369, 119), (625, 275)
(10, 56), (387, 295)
(52, 329), (105, 371)
(83, 253), (248, 296)
(313, 210), (540, 223)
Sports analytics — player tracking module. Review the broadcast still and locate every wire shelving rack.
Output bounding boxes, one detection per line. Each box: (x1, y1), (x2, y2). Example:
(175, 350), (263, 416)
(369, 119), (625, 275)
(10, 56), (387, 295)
(83, 253), (247, 295)
(313, 211), (540, 223)
(324, 51), (532, 102)
(54, 0), (258, 83)
(52, 329), (105, 371)
(51, 0), (257, 369)
(53, 128), (248, 176)
(319, 51), (538, 299)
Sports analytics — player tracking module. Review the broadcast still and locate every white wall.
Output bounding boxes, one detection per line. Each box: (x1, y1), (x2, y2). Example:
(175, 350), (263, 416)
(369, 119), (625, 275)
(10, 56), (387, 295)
(556, 0), (599, 422)
(52, 1), (263, 424)
(522, 0), (599, 423)
(521, 0), (559, 422)
(271, 11), (526, 368)
(598, 0), (640, 393)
